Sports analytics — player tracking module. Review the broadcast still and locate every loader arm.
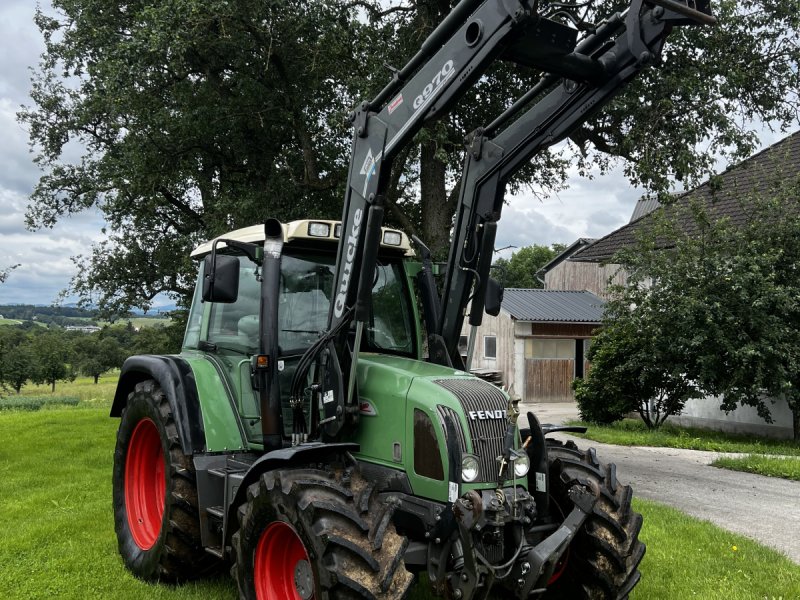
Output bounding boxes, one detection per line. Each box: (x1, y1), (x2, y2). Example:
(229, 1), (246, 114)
(295, 0), (714, 439)
(436, 0), (715, 365)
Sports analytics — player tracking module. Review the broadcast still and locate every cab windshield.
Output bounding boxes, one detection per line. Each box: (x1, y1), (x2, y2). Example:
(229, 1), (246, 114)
(194, 251), (416, 357)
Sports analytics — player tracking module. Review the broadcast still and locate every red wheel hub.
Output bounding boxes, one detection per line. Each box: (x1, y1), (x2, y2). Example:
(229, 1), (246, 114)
(124, 418), (166, 550)
(254, 521), (314, 600)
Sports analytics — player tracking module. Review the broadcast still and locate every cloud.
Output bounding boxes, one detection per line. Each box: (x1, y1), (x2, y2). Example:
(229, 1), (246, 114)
(498, 162), (644, 252)
(0, 1), (44, 104)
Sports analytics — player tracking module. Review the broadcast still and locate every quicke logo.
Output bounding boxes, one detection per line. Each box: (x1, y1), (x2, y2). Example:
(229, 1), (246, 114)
(334, 208), (363, 318)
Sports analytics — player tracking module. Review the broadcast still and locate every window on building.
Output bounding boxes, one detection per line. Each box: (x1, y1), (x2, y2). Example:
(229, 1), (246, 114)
(524, 338), (574, 360)
(484, 335), (497, 359)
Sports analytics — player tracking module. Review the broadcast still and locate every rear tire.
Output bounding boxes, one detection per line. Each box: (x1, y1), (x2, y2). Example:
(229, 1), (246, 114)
(232, 464), (413, 599)
(112, 380), (219, 582)
(543, 439), (645, 600)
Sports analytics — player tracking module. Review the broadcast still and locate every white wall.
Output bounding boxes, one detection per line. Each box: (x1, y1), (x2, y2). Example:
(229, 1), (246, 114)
(669, 396), (794, 439)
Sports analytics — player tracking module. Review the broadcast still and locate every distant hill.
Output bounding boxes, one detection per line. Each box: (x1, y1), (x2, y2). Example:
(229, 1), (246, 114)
(0, 304), (171, 328)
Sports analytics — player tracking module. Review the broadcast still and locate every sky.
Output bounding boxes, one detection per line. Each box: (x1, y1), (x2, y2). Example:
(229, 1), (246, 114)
(0, 1), (796, 307)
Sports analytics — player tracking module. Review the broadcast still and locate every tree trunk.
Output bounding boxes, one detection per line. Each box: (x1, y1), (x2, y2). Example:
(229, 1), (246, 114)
(94, 375), (100, 384)
(419, 140), (454, 259)
(793, 406), (799, 442)
(51, 380), (56, 392)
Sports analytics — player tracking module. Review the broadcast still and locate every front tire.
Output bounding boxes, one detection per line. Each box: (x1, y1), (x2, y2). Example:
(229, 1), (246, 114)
(112, 379), (219, 582)
(232, 463), (413, 599)
(543, 439), (645, 600)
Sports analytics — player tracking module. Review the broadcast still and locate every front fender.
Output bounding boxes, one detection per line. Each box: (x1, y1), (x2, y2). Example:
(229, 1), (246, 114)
(111, 355), (206, 455)
(224, 442), (359, 546)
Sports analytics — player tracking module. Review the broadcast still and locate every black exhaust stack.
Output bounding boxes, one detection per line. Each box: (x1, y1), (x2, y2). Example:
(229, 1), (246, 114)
(258, 219), (284, 450)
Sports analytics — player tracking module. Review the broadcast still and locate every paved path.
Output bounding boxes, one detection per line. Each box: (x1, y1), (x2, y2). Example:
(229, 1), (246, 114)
(551, 433), (800, 564)
(517, 402), (800, 563)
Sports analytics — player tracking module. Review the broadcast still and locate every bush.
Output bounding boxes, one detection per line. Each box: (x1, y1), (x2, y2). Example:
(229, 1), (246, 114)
(572, 376), (635, 425)
(0, 396), (80, 411)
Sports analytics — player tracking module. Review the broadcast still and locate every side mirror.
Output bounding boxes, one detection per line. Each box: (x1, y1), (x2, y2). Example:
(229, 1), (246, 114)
(203, 253), (240, 303)
(484, 277), (504, 317)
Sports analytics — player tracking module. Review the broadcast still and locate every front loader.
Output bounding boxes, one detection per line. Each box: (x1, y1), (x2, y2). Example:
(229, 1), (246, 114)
(111, 1), (715, 598)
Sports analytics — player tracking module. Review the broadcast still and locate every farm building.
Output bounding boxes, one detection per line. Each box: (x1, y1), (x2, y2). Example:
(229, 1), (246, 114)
(462, 289), (604, 403)
(539, 130), (800, 438)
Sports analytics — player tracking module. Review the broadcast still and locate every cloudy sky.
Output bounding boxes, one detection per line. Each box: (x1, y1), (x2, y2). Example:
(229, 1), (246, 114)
(0, 1), (796, 307)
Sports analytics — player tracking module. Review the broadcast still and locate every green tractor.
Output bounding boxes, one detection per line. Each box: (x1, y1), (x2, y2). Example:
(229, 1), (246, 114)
(111, 1), (714, 598)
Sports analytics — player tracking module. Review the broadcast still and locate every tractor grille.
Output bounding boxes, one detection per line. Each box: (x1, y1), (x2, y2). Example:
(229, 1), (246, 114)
(434, 379), (508, 483)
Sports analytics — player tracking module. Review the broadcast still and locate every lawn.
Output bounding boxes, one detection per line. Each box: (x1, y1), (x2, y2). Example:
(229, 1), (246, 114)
(567, 418), (800, 456)
(1, 405), (798, 599)
(712, 454), (800, 481)
(14, 372), (119, 407)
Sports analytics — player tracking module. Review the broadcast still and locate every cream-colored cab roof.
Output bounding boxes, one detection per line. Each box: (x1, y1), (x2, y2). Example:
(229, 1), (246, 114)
(191, 219), (414, 258)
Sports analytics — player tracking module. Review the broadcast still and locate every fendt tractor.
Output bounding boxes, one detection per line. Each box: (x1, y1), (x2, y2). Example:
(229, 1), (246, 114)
(111, 1), (714, 598)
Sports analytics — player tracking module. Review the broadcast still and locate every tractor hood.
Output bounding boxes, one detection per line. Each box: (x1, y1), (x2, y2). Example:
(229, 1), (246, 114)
(352, 353), (513, 501)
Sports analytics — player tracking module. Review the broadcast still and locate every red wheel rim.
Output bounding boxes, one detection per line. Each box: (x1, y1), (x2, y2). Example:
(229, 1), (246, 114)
(254, 521), (314, 600)
(124, 418), (166, 550)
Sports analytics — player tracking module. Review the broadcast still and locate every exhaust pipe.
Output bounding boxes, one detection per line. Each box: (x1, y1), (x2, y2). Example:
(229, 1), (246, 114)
(259, 219), (284, 450)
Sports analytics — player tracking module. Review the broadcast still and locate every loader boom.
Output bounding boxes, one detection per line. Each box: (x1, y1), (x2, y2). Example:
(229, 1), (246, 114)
(295, 0), (714, 439)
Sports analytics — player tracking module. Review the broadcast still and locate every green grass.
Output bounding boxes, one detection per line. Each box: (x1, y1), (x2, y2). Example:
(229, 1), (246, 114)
(15, 373), (119, 408)
(631, 498), (800, 598)
(1, 407), (798, 599)
(712, 454), (800, 481)
(0, 317), (23, 325)
(567, 418), (800, 456)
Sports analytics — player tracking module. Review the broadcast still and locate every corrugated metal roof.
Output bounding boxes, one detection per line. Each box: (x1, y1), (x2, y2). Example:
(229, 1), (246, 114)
(629, 197), (661, 221)
(501, 289), (605, 323)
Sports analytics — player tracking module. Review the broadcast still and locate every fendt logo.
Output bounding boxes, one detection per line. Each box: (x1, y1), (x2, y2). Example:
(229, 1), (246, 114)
(468, 410), (505, 421)
(333, 208), (363, 318)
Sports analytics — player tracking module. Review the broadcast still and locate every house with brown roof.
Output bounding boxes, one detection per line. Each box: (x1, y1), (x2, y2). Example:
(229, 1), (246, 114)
(462, 289), (604, 403)
(541, 130), (800, 437)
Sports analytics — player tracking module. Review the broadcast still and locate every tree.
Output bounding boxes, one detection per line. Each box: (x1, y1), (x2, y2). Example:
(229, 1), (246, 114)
(132, 326), (176, 356)
(72, 334), (126, 383)
(30, 330), (73, 392)
(573, 278), (702, 429)
(493, 244), (566, 289)
(21, 0), (800, 315)
(611, 185), (800, 440)
(0, 327), (35, 394)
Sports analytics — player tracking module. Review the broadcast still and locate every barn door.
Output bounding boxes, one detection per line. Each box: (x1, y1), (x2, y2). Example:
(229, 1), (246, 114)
(524, 358), (575, 402)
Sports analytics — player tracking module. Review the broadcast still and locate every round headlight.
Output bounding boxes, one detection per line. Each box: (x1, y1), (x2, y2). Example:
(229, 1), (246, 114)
(462, 455), (479, 483)
(513, 452), (530, 478)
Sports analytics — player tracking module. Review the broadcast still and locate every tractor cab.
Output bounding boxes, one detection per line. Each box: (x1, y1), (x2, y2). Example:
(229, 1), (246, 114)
(183, 219), (421, 447)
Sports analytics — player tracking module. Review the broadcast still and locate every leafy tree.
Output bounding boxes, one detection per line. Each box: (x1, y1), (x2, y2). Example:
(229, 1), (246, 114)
(72, 334), (126, 383)
(610, 183), (800, 439)
(30, 330), (74, 392)
(493, 244), (566, 289)
(132, 326), (175, 356)
(21, 0), (800, 315)
(573, 279), (702, 429)
(0, 327), (33, 394)
(3, 342), (36, 394)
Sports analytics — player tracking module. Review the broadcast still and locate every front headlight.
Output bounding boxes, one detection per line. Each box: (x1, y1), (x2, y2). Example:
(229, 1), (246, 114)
(462, 454), (479, 482)
(513, 452), (530, 478)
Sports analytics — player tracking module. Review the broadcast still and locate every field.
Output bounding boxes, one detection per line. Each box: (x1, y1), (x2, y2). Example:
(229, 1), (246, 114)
(1, 379), (799, 598)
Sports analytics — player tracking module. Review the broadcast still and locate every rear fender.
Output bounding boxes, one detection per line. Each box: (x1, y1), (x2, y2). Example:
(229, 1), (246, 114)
(111, 355), (206, 455)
